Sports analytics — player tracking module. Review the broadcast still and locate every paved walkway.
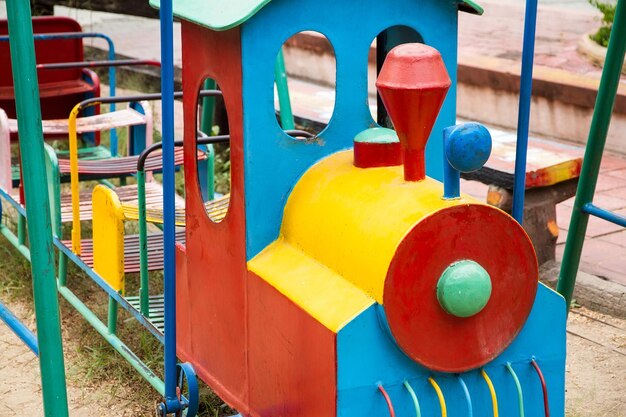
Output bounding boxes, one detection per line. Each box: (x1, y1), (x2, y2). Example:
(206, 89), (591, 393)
(41, 0), (615, 80)
(463, 152), (626, 286)
(459, 0), (608, 78)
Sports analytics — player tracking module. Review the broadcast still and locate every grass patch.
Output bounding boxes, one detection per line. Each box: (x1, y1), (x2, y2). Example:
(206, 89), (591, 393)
(0, 118), (234, 415)
(588, 0), (616, 48)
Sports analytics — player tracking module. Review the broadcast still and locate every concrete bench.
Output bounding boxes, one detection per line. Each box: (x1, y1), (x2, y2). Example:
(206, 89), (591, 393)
(462, 127), (583, 265)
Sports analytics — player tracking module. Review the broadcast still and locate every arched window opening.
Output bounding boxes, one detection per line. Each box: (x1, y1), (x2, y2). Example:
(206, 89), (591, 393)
(275, 31), (336, 139)
(369, 26), (424, 125)
(196, 78), (230, 223)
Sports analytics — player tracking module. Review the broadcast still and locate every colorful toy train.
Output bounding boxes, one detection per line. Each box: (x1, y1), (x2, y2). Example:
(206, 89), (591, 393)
(166, 0), (567, 413)
(0, 0), (582, 415)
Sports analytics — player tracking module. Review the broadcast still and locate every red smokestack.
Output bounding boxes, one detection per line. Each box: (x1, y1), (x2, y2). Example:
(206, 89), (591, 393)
(376, 44), (451, 181)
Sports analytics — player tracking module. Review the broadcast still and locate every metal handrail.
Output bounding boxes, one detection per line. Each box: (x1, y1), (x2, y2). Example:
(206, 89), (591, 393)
(557, 0), (626, 311)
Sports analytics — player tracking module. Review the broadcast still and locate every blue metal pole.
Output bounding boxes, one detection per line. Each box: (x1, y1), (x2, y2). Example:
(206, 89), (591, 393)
(442, 126), (461, 200)
(511, 0), (539, 223)
(0, 301), (39, 355)
(105, 37), (118, 156)
(159, 0), (179, 413)
(582, 203), (626, 228)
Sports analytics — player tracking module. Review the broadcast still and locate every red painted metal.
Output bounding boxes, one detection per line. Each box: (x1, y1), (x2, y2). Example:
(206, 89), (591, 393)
(378, 385), (396, 417)
(384, 204), (538, 373)
(376, 44), (451, 182)
(353, 141), (402, 168)
(0, 17), (100, 142)
(531, 359), (551, 417)
(176, 22), (249, 412)
(0, 17), (97, 116)
(248, 272), (336, 417)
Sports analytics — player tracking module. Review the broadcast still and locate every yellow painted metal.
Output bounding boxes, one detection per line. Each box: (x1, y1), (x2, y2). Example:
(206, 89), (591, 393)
(428, 377), (448, 417)
(481, 369), (499, 417)
(249, 238), (375, 333)
(92, 185), (125, 293)
(69, 103), (83, 254)
(121, 194), (230, 226)
(279, 150), (483, 303)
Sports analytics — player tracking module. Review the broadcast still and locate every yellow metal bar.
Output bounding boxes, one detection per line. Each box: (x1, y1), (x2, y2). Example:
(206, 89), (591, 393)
(428, 377), (447, 417)
(481, 369), (499, 417)
(69, 103), (82, 254)
(92, 185), (125, 293)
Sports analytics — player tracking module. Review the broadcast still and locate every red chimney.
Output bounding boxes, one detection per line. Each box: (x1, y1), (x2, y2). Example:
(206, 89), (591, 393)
(376, 44), (451, 181)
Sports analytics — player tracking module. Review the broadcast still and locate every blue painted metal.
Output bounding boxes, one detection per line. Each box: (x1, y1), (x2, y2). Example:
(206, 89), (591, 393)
(511, 0), (539, 223)
(582, 203), (626, 227)
(443, 122), (492, 199)
(0, 163), (37, 363)
(458, 376), (473, 417)
(129, 101), (149, 156)
(0, 300), (39, 355)
(241, 0), (460, 259)
(0, 189), (32, 259)
(177, 363), (199, 417)
(0, 31), (119, 154)
(0, 187), (28, 217)
(158, 0), (190, 414)
(443, 130), (461, 199)
(336, 284), (566, 417)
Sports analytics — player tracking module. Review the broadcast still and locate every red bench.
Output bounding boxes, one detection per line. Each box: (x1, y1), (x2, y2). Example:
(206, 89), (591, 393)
(0, 16), (100, 142)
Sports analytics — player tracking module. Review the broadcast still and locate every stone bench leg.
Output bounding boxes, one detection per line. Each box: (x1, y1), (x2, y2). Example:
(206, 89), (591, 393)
(486, 178), (579, 266)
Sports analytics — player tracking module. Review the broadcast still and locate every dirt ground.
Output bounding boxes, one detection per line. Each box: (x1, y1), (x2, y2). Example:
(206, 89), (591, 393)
(565, 308), (626, 416)
(1, 301), (624, 416)
(0, 302), (148, 417)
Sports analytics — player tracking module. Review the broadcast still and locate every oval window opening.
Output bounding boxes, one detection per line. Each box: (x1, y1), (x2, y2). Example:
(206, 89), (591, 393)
(369, 26), (424, 125)
(196, 78), (230, 223)
(275, 31), (336, 139)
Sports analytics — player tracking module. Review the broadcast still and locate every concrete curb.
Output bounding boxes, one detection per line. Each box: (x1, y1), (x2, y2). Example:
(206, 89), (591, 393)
(540, 260), (626, 318)
(577, 32), (626, 75)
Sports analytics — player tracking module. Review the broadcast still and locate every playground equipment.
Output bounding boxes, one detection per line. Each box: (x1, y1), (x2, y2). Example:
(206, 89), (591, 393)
(151, 0), (565, 416)
(558, 0), (626, 309)
(0, 17), (101, 135)
(1, 6), (296, 415)
(0, 0), (598, 415)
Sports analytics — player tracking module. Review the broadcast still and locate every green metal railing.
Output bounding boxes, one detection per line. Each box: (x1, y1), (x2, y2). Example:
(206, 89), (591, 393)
(4, 0), (70, 415)
(557, 0), (626, 311)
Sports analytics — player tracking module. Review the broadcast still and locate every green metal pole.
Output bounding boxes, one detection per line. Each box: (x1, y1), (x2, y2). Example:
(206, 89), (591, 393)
(58, 253), (68, 287)
(200, 78), (216, 134)
(275, 49), (295, 130)
(557, 0), (626, 311)
(107, 297), (118, 334)
(200, 79), (217, 201)
(58, 285), (166, 395)
(137, 170), (151, 317)
(206, 145), (215, 201)
(0, 224), (31, 261)
(17, 212), (26, 245)
(5, 1), (70, 415)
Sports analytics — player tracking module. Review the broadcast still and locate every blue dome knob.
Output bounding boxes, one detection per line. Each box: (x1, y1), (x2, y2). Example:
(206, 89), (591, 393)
(445, 123), (492, 173)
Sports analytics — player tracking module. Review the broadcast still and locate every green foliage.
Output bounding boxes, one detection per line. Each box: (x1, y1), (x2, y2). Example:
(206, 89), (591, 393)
(213, 144), (231, 195)
(589, 0), (616, 47)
